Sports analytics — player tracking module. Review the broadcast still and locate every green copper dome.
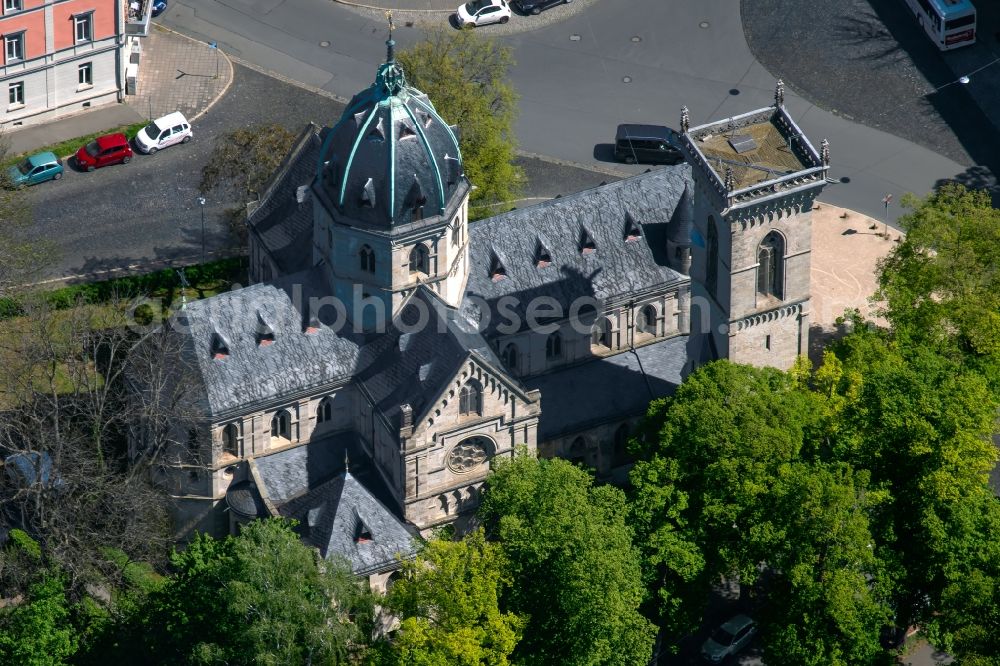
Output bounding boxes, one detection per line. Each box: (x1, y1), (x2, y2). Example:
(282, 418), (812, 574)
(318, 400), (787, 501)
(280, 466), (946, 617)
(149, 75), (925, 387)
(315, 40), (468, 228)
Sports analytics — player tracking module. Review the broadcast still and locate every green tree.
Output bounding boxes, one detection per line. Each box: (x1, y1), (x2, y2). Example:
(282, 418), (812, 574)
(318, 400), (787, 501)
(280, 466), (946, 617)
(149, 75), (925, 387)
(875, 183), (1000, 388)
(629, 361), (827, 637)
(398, 28), (524, 219)
(478, 454), (656, 666)
(0, 573), (79, 666)
(198, 123), (298, 245)
(372, 530), (524, 666)
(111, 518), (372, 665)
(829, 327), (999, 644)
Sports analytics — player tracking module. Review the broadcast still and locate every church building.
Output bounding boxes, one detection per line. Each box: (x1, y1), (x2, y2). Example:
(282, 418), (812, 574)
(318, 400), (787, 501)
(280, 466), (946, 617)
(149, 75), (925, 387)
(149, 39), (829, 586)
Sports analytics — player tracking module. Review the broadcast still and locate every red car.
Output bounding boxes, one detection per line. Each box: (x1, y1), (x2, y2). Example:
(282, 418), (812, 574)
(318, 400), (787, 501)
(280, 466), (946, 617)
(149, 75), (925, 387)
(75, 133), (133, 171)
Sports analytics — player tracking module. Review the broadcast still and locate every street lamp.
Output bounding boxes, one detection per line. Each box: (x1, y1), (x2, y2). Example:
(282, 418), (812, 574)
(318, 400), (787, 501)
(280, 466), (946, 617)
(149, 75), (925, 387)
(198, 197), (206, 264)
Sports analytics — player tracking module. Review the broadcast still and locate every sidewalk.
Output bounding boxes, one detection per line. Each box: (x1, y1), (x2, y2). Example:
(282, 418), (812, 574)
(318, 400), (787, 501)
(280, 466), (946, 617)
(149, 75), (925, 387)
(4, 25), (232, 158)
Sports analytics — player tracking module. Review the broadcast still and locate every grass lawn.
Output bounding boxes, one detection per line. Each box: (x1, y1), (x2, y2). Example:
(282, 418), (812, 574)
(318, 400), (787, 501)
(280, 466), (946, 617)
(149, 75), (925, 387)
(2, 121), (150, 170)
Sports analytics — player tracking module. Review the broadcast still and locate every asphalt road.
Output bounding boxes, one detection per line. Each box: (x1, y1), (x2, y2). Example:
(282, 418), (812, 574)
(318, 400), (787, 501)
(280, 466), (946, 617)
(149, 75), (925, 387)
(160, 0), (972, 225)
(24, 64), (611, 281)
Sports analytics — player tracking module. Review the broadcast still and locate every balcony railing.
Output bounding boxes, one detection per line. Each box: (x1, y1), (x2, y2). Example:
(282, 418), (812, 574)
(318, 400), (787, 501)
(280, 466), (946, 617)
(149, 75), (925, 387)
(125, 0), (152, 36)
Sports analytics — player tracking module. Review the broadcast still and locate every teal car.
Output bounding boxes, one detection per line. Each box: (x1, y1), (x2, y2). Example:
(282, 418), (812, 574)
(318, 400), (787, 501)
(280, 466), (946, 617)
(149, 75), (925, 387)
(7, 151), (64, 187)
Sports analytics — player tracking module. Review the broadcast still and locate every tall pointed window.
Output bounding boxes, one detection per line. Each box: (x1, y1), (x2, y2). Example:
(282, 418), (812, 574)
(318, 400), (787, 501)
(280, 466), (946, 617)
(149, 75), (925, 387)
(459, 380), (483, 416)
(757, 231), (784, 299)
(707, 217), (719, 299)
(409, 243), (430, 275)
(317, 396), (334, 424)
(591, 317), (612, 349)
(222, 423), (239, 457)
(638, 304), (657, 335)
(359, 245), (375, 273)
(502, 344), (518, 371)
(270, 409), (291, 442)
(546, 331), (562, 359)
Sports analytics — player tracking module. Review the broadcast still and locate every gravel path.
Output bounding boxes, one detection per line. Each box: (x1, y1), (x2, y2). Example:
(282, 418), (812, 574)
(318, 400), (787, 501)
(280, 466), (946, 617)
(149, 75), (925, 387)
(741, 0), (1000, 170)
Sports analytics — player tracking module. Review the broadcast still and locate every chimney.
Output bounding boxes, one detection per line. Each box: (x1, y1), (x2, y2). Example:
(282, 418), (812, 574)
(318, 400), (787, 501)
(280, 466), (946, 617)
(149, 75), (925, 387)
(400, 403), (413, 438)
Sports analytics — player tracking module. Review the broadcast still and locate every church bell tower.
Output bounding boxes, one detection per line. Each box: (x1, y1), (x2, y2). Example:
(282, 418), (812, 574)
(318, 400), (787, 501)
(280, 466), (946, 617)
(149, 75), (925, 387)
(678, 81), (829, 370)
(310, 17), (472, 331)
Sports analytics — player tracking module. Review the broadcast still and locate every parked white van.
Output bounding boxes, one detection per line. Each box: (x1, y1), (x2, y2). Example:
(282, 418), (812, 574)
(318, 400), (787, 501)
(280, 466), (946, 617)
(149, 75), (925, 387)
(135, 111), (192, 154)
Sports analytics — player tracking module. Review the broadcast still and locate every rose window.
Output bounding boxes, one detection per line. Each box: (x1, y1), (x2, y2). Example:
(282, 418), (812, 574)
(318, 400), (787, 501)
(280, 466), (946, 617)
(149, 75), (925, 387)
(447, 437), (491, 473)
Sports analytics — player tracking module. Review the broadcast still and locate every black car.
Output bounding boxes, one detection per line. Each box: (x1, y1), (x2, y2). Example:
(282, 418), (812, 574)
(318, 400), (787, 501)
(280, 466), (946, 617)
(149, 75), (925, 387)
(513, 0), (572, 15)
(613, 124), (684, 165)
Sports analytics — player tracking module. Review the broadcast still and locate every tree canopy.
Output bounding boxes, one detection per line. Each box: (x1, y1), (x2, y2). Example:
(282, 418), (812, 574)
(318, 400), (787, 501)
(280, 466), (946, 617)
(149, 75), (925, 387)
(372, 529), (524, 666)
(106, 518), (372, 665)
(398, 29), (524, 220)
(478, 454), (656, 666)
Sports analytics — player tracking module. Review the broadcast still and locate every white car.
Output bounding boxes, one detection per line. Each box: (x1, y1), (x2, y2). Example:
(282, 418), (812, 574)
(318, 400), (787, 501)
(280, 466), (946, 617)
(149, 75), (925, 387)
(456, 0), (511, 27)
(134, 111), (192, 154)
(701, 614), (757, 663)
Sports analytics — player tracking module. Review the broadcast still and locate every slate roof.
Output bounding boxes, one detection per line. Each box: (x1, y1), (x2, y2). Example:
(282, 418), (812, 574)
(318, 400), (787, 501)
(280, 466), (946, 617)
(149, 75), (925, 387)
(247, 124), (323, 276)
(173, 266), (364, 416)
(253, 431), (368, 505)
(462, 168), (692, 336)
(248, 433), (418, 574)
(355, 286), (507, 429)
(283, 470), (420, 575)
(523, 336), (688, 440)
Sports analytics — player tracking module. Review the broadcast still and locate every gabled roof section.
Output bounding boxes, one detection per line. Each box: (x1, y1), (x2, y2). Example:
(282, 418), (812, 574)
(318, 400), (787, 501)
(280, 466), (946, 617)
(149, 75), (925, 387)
(285, 469), (420, 575)
(247, 124), (323, 277)
(171, 266), (363, 416)
(463, 168), (692, 337)
(355, 287), (511, 429)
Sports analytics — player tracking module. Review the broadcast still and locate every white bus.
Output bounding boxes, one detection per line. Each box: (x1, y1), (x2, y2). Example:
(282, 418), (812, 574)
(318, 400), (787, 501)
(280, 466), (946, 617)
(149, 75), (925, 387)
(903, 0), (976, 50)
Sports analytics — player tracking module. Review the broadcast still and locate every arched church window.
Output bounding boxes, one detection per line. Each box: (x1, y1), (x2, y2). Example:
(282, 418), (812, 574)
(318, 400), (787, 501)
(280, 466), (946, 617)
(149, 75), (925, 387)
(613, 424), (630, 467)
(459, 380), (483, 416)
(591, 317), (612, 349)
(222, 423), (239, 457)
(502, 344), (518, 371)
(707, 216), (719, 299)
(409, 243), (430, 275)
(446, 436), (492, 474)
(317, 396), (334, 424)
(546, 331), (562, 360)
(359, 245), (375, 273)
(757, 231), (785, 299)
(569, 436), (587, 467)
(452, 219), (460, 246)
(638, 304), (657, 335)
(270, 409), (291, 442)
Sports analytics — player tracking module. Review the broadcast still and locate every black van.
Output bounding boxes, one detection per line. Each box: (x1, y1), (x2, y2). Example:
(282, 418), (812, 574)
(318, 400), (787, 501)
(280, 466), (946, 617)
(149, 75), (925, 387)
(614, 124), (684, 165)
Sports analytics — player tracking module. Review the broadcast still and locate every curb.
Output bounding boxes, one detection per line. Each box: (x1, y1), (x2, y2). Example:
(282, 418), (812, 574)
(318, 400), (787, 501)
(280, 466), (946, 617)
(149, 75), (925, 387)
(151, 23), (236, 124)
(516, 149), (631, 178)
(332, 0), (452, 12)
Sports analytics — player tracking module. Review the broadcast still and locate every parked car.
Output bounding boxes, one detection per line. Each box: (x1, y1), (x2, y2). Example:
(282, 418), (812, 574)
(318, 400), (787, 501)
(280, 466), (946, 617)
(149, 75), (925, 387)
(134, 111), (192, 154)
(701, 614), (757, 663)
(75, 133), (133, 171)
(513, 0), (572, 15)
(456, 0), (511, 27)
(6, 151), (64, 187)
(614, 123), (684, 165)
(151, 0), (167, 17)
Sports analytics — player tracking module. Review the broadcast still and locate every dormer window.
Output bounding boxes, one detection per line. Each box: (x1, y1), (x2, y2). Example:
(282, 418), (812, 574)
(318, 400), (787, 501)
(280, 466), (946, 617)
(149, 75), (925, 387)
(366, 118), (385, 142)
(579, 228), (597, 255)
(210, 331), (229, 360)
(354, 517), (372, 543)
(489, 253), (507, 282)
(398, 122), (417, 140)
(360, 177), (376, 208)
(302, 302), (320, 335)
(256, 312), (275, 347)
(624, 214), (642, 242)
(535, 241), (552, 268)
